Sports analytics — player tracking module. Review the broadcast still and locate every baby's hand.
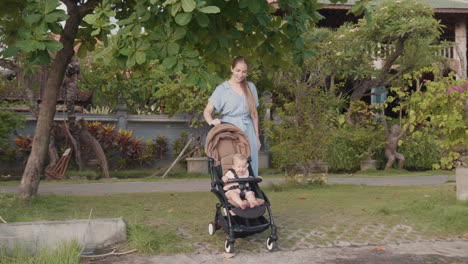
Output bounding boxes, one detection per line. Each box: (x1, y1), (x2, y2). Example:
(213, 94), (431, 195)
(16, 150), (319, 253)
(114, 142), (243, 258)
(222, 176), (228, 183)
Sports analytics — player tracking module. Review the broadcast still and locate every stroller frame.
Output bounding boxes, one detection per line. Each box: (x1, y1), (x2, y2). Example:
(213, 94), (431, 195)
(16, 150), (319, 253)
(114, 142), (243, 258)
(205, 124), (278, 253)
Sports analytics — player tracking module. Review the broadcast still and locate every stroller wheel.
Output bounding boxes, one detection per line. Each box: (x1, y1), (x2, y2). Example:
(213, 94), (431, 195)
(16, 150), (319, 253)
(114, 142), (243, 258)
(208, 222), (216, 236)
(266, 237), (278, 252)
(224, 239), (235, 253)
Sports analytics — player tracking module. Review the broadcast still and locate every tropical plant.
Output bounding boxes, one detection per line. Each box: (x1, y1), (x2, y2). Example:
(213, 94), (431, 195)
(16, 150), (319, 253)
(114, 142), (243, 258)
(264, 66), (340, 168)
(0, 104), (25, 151)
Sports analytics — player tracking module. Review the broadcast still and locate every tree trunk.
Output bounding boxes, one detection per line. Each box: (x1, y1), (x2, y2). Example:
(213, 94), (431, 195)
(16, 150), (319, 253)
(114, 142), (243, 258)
(19, 1), (101, 199)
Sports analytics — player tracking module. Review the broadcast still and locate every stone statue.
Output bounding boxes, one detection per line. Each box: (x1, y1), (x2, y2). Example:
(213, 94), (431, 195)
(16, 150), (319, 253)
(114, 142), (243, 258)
(380, 116), (409, 170)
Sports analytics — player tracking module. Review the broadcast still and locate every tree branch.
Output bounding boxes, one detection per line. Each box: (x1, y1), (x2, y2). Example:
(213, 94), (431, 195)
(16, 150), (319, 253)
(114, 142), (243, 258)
(379, 38), (405, 81)
(381, 66), (409, 87)
(78, 0), (102, 17)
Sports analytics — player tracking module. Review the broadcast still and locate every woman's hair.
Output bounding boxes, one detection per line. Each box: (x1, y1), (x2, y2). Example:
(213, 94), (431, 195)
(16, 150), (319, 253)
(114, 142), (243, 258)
(231, 56), (258, 120)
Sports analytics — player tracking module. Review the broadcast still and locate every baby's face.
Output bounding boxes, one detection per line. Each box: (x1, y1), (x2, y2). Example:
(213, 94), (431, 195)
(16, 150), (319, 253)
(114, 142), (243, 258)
(233, 160), (248, 175)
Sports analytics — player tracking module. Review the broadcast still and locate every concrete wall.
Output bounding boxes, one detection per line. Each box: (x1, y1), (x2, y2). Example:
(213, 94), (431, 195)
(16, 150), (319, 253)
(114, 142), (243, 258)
(15, 112), (196, 147)
(0, 218), (127, 254)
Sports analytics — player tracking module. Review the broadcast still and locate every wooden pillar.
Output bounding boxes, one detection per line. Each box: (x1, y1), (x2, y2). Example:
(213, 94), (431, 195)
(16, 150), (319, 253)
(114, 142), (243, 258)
(455, 18), (467, 79)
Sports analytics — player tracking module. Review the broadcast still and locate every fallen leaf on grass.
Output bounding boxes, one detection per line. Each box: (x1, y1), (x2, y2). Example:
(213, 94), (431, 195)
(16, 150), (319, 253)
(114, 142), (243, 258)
(373, 247), (386, 251)
(222, 252), (235, 258)
(463, 233), (468, 238)
(169, 193), (177, 196)
(424, 194), (430, 198)
(298, 196), (307, 199)
(375, 197), (381, 199)
(392, 193), (399, 197)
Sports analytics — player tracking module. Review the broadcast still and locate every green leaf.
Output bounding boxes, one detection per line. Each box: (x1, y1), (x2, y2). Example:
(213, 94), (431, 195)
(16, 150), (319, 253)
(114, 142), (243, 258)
(44, 40), (63, 52)
(181, 48), (199, 58)
(247, 1), (261, 13)
(44, 10), (68, 23)
(172, 27), (186, 40)
(163, 0), (178, 7)
(198, 6), (220, 14)
(186, 72), (199, 86)
(127, 55), (136, 68)
(1, 46), (19, 58)
(195, 13), (209, 27)
(48, 22), (63, 34)
(175, 12), (193, 26)
(91, 28), (101, 36)
(77, 42), (88, 58)
(239, 0), (249, 9)
(185, 58), (200, 67)
(171, 3), (181, 17)
(16, 40), (37, 52)
(181, 0), (196, 12)
(119, 48), (133, 56)
(135, 52), (146, 65)
(45, 0), (60, 13)
(162, 56), (178, 69)
(83, 14), (97, 25)
(24, 14), (42, 25)
(167, 42), (180, 55)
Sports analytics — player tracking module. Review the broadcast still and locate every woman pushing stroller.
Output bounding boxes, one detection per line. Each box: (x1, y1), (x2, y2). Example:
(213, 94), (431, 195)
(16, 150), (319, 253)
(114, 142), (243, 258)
(203, 56), (261, 177)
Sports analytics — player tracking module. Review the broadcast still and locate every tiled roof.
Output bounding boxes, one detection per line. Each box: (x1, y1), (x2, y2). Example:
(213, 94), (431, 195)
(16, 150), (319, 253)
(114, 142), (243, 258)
(318, 0), (468, 9)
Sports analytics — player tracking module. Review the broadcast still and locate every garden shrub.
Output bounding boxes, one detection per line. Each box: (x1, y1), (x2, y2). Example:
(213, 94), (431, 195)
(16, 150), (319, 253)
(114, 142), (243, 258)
(398, 136), (440, 171)
(325, 131), (360, 172)
(325, 126), (386, 172)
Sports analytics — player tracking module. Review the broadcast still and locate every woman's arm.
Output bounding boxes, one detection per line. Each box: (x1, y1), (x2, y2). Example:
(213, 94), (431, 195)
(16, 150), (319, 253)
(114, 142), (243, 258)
(203, 102), (221, 126)
(252, 111), (261, 151)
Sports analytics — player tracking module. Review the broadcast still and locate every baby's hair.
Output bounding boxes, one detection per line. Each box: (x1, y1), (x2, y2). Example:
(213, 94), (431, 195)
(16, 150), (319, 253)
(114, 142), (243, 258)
(232, 153), (248, 164)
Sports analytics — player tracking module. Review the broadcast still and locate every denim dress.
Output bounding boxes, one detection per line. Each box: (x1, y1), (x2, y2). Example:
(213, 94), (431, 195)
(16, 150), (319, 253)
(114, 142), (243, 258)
(208, 81), (259, 176)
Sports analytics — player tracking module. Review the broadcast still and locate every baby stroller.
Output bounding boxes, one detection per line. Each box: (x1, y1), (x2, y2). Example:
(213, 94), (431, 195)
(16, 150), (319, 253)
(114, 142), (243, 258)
(205, 123), (278, 253)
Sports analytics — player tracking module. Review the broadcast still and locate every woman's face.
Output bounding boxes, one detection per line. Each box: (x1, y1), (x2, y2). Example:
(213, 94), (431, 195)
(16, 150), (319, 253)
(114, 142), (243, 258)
(231, 61), (248, 83)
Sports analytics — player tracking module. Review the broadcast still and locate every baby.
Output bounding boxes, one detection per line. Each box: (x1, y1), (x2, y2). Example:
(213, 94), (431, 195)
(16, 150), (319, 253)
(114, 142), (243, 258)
(222, 154), (259, 210)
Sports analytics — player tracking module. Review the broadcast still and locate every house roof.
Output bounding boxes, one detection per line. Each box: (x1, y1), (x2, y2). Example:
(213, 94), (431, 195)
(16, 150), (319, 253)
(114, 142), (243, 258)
(319, 0), (468, 13)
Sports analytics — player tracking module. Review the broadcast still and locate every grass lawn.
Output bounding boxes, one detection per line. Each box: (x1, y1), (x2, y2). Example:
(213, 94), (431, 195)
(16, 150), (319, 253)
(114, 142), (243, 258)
(1, 183), (467, 255)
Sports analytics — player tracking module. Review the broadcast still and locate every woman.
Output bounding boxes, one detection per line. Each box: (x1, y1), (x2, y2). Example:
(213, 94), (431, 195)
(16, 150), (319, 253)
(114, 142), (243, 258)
(203, 56), (261, 176)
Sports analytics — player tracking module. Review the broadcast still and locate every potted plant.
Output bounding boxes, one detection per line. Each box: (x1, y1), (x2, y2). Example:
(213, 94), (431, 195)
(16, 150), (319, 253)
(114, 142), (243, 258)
(172, 130), (209, 174)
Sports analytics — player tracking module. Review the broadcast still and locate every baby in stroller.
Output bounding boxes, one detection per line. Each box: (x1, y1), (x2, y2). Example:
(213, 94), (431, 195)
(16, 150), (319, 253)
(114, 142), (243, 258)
(206, 123), (277, 252)
(222, 154), (259, 210)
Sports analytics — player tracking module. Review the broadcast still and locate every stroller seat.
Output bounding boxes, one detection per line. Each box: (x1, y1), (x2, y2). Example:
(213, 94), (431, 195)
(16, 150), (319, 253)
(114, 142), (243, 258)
(205, 123), (278, 253)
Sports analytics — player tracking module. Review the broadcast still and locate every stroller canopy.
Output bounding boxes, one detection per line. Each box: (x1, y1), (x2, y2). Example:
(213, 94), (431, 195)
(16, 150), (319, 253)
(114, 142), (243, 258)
(205, 123), (251, 168)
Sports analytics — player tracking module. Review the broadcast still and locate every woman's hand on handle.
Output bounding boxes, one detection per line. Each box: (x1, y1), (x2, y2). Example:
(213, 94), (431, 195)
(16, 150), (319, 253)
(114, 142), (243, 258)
(210, 118), (221, 126)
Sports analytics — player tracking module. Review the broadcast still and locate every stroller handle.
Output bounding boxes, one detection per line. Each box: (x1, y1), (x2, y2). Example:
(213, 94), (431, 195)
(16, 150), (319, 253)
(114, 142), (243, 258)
(226, 177), (263, 184)
(214, 177), (262, 186)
